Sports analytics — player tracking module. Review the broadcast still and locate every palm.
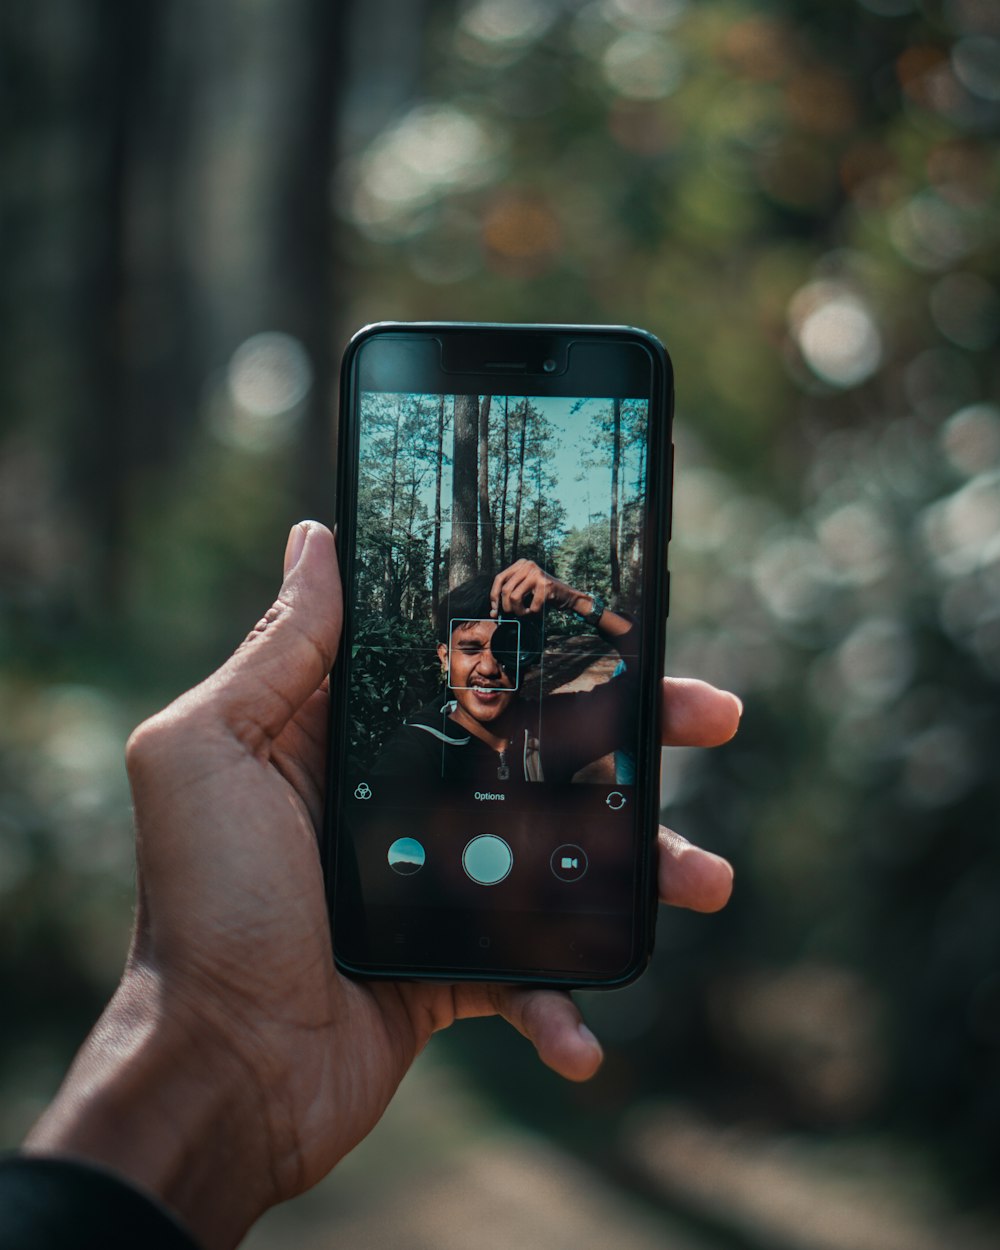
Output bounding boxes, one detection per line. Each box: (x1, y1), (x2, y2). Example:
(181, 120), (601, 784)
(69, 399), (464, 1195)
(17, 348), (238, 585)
(257, 669), (742, 1192)
(244, 689), (595, 1197)
(143, 688), (478, 1202)
(29, 525), (738, 1250)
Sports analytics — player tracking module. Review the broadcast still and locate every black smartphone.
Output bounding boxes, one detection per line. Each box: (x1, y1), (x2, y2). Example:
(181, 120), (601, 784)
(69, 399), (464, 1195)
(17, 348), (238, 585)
(324, 322), (673, 987)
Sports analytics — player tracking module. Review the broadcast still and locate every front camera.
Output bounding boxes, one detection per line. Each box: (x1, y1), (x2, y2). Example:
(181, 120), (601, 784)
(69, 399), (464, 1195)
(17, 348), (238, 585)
(542, 358), (557, 373)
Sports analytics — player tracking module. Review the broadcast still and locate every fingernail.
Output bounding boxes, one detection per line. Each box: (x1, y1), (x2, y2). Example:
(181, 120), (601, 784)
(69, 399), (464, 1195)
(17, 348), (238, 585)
(731, 693), (744, 717)
(578, 1022), (602, 1055)
(284, 522), (308, 577)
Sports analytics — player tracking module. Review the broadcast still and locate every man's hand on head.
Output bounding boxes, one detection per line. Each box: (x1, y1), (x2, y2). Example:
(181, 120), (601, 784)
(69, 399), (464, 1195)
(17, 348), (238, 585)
(23, 521), (741, 1250)
(490, 558), (568, 616)
(488, 558), (633, 637)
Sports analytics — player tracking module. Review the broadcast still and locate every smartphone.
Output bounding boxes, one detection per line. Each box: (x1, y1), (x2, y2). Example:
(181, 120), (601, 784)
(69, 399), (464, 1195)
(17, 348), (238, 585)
(324, 322), (673, 987)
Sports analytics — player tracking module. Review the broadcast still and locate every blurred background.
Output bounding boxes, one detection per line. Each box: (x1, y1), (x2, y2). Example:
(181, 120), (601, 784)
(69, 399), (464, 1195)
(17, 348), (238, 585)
(2, 0), (999, 1246)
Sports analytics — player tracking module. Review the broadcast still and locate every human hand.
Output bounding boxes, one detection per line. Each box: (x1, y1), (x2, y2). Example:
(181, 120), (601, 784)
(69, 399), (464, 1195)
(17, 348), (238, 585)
(490, 558), (637, 641)
(489, 558), (580, 617)
(25, 522), (740, 1250)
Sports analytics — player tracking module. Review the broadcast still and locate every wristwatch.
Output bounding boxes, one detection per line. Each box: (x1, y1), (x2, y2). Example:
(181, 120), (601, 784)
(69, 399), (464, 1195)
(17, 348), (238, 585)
(580, 592), (606, 626)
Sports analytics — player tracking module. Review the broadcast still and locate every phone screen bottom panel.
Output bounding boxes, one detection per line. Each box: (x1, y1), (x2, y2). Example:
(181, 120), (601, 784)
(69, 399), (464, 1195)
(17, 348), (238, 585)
(334, 904), (640, 984)
(332, 775), (653, 983)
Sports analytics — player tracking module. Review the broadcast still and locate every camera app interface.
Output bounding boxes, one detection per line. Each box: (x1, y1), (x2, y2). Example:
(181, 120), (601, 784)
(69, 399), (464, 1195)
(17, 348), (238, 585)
(342, 385), (651, 970)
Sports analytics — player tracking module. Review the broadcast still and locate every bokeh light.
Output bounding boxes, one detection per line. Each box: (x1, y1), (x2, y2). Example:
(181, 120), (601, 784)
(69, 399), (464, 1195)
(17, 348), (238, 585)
(602, 32), (683, 100)
(7, 0), (1000, 1240)
(929, 271), (1000, 348)
(951, 35), (1000, 101)
(789, 281), (882, 388)
(349, 103), (504, 238)
(889, 190), (978, 271)
(481, 192), (561, 274)
(459, 0), (557, 48)
(940, 402), (1000, 477)
(215, 331), (312, 452)
(607, 0), (688, 33)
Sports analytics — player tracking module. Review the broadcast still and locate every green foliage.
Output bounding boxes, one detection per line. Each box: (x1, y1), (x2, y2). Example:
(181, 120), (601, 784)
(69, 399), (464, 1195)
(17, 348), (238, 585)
(335, 0), (1000, 1206)
(355, 392), (440, 621)
(556, 520), (610, 603)
(348, 613), (438, 768)
(5, 0), (1000, 1221)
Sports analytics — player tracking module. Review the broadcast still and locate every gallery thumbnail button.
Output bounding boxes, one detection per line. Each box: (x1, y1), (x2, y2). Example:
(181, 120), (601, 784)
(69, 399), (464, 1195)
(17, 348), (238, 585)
(387, 837), (425, 876)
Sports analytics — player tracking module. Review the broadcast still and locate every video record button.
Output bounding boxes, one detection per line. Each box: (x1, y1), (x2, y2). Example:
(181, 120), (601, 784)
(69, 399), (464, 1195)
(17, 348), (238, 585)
(550, 844), (588, 883)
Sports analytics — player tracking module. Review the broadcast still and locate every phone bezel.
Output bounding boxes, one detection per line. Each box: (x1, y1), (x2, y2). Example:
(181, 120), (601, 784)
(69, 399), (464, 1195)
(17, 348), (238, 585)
(324, 322), (674, 988)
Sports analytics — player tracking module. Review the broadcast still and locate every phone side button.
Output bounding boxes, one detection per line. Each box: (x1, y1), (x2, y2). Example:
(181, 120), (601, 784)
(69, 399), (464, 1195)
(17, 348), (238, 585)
(664, 569), (671, 618)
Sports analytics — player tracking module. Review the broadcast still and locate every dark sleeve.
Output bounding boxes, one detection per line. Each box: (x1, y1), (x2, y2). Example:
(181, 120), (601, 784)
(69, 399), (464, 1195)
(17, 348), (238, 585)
(371, 724), (443, 779)
(0, 1156), (202, 1250)
(542, 620), (641, 777)
(594, 612), (639, 659)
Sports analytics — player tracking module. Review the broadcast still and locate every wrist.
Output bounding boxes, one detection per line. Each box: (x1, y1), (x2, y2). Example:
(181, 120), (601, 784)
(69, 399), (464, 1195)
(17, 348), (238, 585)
(23, 966), (275, 1250)
(568, 590), (605, 624)
(561, 586), (589, 614)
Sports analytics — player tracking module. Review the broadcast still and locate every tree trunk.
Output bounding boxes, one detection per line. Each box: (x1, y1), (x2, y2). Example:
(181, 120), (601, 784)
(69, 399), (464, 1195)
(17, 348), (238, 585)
(498, 395), (510, 565)
(69, 0), (161, 611)
(610, 397), (621, 596)
(535, 453), (543, 555)
(451, 393), (478, 586)
(477, 394), (494, 575)
(281, 0), (348, 523)
(403, 404), (422, 618)
(384, 395), (402, 613)
(432, 393), (444, 613)
(511, 399), (527, 561)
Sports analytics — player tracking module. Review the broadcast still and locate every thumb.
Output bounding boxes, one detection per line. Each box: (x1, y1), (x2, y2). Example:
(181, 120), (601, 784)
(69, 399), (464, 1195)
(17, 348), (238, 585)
(200, 520), (342, 748)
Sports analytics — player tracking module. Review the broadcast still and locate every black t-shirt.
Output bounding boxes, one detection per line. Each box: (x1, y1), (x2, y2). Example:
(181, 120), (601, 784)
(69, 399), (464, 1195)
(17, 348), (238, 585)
(0, 1156), (201, 1250)
(372, 621), (639, 784)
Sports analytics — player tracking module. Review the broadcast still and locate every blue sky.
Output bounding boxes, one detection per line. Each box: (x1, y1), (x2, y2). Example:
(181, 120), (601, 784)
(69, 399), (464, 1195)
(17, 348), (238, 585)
(361, 393), (643, 534)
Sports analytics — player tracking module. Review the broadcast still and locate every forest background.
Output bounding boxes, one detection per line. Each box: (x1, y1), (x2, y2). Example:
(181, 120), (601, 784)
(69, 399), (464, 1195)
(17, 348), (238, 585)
(2, 1), (999, 1248)
(352, 388), (648, 763)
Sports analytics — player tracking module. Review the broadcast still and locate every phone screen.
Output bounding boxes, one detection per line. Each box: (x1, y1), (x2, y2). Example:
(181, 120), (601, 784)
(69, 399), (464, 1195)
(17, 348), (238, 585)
(327, 325), (672, 985)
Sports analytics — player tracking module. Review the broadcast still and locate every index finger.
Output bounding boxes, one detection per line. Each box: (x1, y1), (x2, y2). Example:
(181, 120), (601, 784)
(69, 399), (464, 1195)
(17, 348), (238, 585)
(662, 677), (742, 747)
(657, 826), (734, 913)
(452, 983), (603, 1083)
(488, 568), (510, 618)
(490, 564), (534, 617)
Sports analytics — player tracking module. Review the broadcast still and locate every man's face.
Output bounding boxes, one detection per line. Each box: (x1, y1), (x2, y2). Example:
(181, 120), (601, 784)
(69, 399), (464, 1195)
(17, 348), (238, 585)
(438, 619), (516, 726)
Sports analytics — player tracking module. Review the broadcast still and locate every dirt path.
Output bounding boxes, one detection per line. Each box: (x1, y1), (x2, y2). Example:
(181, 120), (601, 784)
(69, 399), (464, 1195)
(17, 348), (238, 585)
(244, 1058), (728, 1250)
